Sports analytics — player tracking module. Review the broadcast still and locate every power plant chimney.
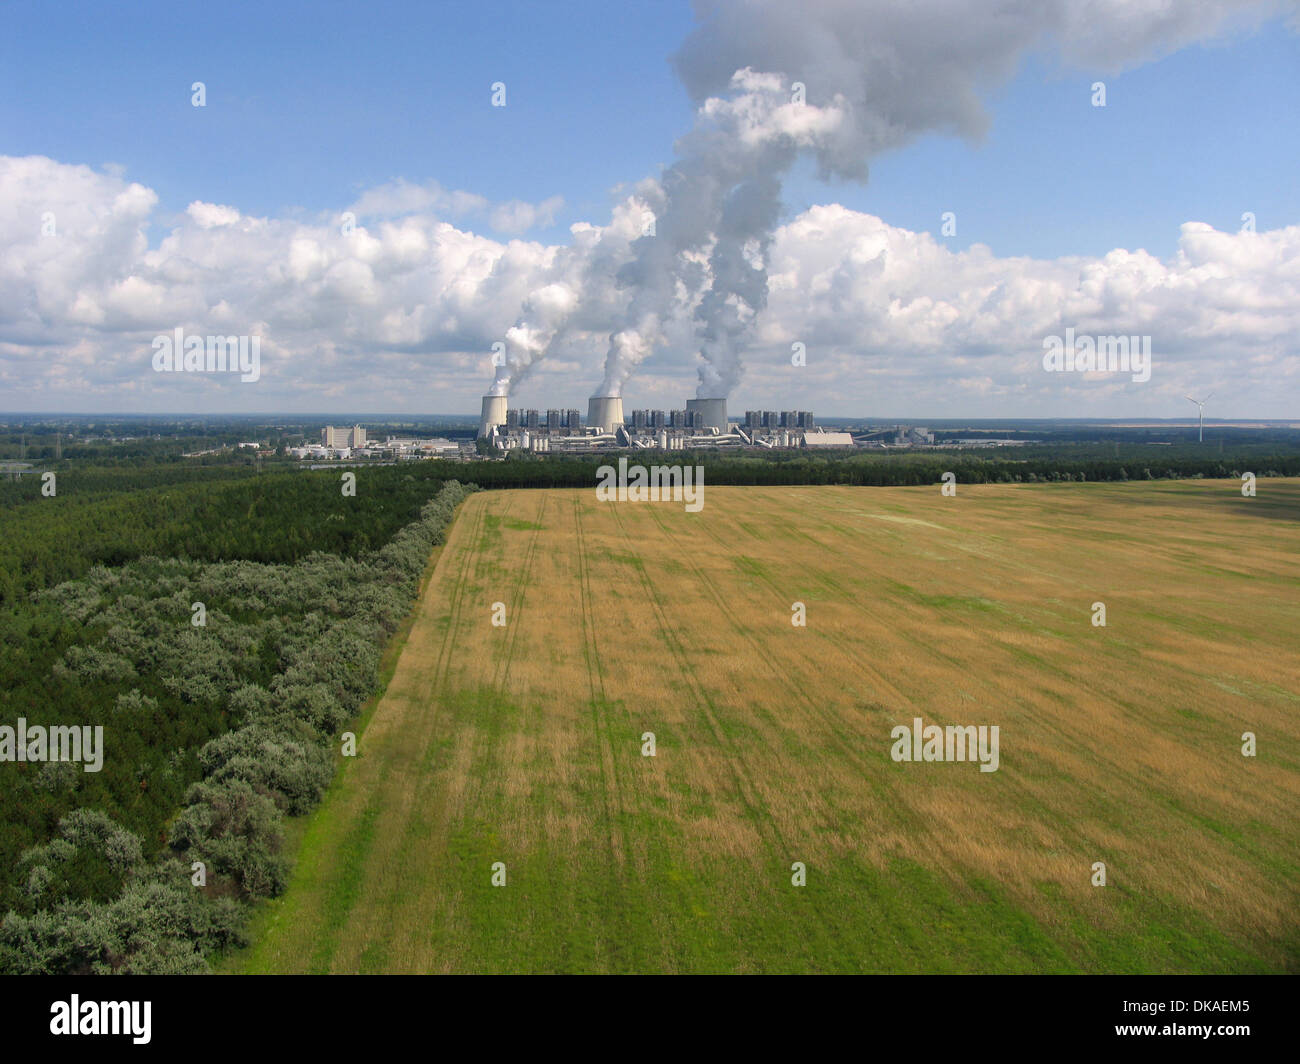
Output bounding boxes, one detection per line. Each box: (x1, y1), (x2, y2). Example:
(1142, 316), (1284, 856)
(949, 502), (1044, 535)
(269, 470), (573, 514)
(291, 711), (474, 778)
(478, 394), (507, 438)
(587, 395), (625, 434)
(687, 397), (727, 431)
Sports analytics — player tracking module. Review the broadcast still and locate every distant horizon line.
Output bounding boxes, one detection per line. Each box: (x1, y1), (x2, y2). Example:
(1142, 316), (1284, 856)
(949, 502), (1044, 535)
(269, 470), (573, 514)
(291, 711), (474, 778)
(2, 412), (1298, 426)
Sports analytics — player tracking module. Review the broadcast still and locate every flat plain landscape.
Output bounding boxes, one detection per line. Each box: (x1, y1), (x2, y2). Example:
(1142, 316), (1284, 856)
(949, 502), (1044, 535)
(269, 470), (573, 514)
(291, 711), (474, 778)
(228, 480), (1300, 973)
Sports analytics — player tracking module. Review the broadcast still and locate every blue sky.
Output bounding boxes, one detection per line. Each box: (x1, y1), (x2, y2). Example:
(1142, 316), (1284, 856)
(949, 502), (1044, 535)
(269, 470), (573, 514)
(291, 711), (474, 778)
(1, 1), (696, 239)
(4, 0), (1295, 258)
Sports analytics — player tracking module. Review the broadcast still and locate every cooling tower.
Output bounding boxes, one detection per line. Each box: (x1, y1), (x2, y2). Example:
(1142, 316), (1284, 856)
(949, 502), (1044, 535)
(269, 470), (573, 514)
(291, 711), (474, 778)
(587, 395), (625, 433)
(478, 394), (507, 438)
(687, 397), (727, 431)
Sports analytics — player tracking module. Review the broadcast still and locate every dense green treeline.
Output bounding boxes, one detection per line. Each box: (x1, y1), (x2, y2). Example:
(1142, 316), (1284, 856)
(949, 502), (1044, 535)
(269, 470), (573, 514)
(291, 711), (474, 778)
(7, 444), (1296, 605)
(0, 481), (476, 973)
(426, 446), (1300, 490)
(0, 465), (452, 607)
(0, 463), (471, 883)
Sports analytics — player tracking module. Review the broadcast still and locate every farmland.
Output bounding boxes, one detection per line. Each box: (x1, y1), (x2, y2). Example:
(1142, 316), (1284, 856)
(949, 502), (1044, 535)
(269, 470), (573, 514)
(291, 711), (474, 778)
(229, 480), (1300, 973)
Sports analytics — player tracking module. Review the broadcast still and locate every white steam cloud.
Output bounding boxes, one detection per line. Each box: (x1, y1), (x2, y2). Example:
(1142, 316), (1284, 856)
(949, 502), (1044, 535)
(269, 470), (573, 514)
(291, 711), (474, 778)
(565, 0), (1290, 400)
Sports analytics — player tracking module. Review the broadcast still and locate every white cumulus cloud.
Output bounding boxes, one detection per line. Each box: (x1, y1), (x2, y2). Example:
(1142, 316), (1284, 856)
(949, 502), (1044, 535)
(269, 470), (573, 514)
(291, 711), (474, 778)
(0, 155), (1296, 416)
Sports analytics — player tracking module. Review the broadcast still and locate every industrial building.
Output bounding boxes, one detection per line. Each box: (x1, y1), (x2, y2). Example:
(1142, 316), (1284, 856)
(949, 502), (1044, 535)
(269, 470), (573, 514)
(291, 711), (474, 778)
(853, 425), (936, 447)
(744, 410), (816, 430)
(291, 432), (464, 461)
(686, 398), (727, 431)
(475, 394), (861, 453)
(802, 431), (855, 448)
(587, 396), (625, 434)
(895, 425), (935, 446)
(320, 424), (367, 449)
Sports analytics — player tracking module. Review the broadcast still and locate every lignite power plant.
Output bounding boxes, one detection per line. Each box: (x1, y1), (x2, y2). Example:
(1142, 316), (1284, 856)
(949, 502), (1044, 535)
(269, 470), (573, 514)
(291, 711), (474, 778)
(477, 393), (853, 452)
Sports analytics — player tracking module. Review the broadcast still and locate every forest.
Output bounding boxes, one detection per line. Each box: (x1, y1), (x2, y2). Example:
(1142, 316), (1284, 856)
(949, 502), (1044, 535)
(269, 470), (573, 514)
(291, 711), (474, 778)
(450, 440), (1300, 490)
(10, 438), (1297, 607)
(0, 466), (475, 973)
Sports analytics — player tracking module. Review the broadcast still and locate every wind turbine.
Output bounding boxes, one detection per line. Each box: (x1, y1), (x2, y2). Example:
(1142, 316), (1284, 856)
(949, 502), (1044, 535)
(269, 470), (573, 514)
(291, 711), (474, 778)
(1185, 391), (1214, 443)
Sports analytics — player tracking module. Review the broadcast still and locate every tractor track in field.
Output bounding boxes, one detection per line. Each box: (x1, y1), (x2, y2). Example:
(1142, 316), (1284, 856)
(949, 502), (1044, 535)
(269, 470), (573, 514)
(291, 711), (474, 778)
(491, 492), (547, 692)
(305, 491), (489, 972)
(684, 496), (1090, 803)
(380, 490), (536, 971)
(573, 497), (620, 864)
(637, 498), (1107, 934)
(360, 491), (492, 969)
(573, 495), (640, 968)
(572, 495), (609, 704)
(429, 492), (489, 696)
(671, 492), (1161, 867)
(641, 503), (936, 844)
(678, 494), (917, 713)
(607, 502), (794, 859)
(645, 504), (884, 761)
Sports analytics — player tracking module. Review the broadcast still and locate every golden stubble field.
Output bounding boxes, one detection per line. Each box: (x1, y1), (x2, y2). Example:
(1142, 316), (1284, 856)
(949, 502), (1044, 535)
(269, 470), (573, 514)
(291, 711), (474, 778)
(234, 479), (1300, 973)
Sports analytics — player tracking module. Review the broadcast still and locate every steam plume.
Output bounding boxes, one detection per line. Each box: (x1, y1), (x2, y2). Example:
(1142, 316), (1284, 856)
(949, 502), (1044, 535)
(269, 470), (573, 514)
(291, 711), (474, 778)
(595, 0), (1279, 399)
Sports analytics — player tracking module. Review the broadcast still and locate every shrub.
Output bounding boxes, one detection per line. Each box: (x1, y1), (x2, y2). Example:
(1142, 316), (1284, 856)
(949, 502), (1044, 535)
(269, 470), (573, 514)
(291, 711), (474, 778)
(16, 810), (144, 911)
(198, 725), (333, 815)
(169, 778), (287, 899)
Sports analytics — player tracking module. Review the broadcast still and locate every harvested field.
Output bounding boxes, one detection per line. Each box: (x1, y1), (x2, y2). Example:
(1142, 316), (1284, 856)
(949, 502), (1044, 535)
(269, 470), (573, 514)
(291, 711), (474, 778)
(230, 480), (1300, 973)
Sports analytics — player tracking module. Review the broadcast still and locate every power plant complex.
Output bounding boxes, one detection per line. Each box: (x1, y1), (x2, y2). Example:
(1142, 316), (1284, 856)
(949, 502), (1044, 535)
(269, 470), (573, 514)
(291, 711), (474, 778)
(478, 394), (855, 452)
